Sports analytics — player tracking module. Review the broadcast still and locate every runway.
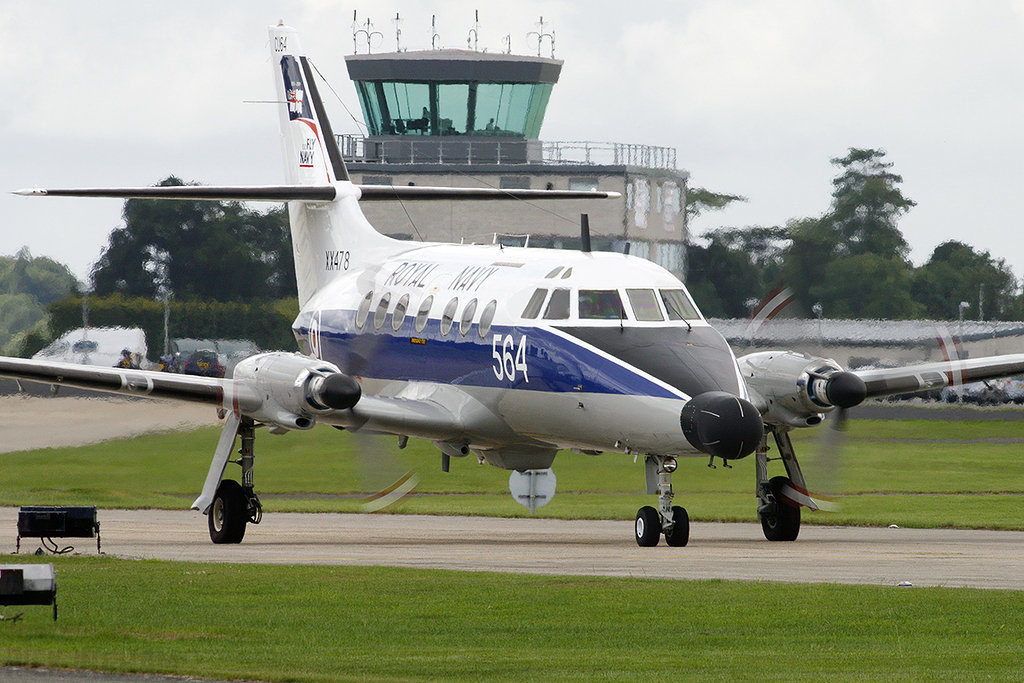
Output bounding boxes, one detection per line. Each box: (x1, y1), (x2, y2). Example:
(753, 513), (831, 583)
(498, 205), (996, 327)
(3, 507), (1023, 590)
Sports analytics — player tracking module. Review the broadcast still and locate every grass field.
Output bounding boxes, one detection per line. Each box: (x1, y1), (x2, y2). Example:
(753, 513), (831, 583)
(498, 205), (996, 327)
(3, 412), (1024, 680)
(3, 556), (1024, 682)
(2, 415), (1024, 529)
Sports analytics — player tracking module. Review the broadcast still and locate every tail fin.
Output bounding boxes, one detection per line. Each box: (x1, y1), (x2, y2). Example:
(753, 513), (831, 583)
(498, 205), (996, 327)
(269, 22), (398, 307)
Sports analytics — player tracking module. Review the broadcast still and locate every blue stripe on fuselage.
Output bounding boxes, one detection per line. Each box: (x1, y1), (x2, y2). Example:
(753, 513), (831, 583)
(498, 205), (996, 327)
(294, 309), (683, 399)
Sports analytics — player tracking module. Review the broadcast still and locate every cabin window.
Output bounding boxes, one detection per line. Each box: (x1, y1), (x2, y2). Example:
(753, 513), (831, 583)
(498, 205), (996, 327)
(460, 299), (478, 337)
(660, 289), (700, 321)
(521, 288), (547, 319)
(560, 268), (573, 279)
(356, 291), (373, 329)
(415, 295), (433, 334)
(545, 266), (563, 279)
(373, 292), (392, 330)
(579, 290), (625, 320)
(543, 288), (571, 320)
(441, 297), (459, 336)
(479, 300), (497, 338)
(626, 289), (664, 321)
(392, 293), (410, 332)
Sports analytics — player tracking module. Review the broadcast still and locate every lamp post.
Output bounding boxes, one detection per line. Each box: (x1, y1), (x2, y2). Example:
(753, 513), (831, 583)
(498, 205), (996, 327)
(958, 301), (970, 340)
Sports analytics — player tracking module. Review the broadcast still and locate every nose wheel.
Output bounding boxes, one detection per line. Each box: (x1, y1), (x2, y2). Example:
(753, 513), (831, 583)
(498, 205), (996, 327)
(635, 456), (690, 547)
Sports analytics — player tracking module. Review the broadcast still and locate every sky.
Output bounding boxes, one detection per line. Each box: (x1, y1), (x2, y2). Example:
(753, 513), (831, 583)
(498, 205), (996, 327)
(4, 0), (1024, 292)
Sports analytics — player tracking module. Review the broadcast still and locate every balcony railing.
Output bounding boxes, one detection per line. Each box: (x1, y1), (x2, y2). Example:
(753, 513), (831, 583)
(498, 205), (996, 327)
(337, 135), (677, 170)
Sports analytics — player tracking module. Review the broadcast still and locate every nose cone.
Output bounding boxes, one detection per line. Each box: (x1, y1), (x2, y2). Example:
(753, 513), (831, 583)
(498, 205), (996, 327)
(680, 391), (764, 460)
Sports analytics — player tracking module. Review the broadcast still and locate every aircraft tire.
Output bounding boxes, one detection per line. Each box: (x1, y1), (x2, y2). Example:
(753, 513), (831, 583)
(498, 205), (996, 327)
(209, 479), (248, 544)
(664, 505), (689, 547)
(635, 506), (661, 547)
(761, 476), (800, 542)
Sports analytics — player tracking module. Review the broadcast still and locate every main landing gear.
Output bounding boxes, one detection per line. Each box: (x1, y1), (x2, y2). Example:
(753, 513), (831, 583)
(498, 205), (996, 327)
(755, 426), (804, 542)
(635, 456), (689, 547)
(206, 417), (263, 544)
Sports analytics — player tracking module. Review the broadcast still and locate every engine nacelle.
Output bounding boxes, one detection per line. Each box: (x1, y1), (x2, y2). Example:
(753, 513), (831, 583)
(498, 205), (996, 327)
(233, 353), (361, 431)
(738, 351), (866, 428)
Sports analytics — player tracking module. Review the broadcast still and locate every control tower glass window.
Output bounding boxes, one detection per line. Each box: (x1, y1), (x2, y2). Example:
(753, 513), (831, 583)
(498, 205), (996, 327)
(356, 81), (553, 138)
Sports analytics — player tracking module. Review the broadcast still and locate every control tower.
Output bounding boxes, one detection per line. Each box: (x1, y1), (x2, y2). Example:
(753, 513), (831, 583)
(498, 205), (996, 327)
(339, 29), (690, 279)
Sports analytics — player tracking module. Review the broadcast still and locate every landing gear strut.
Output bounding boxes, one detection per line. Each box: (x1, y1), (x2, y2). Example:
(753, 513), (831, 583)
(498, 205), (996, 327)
(755, 427), (803, 542)
(635, 456), (689, 547)
(204, 416), (262, 544)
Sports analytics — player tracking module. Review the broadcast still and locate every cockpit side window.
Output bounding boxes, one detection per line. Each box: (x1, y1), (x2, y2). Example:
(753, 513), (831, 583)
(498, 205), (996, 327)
(543, 288), (571, 320)
(521, 288), (548, 319)
(579, 290), (626, 320)
(660, 289), (700, 321)
(626, 289), (664, 321)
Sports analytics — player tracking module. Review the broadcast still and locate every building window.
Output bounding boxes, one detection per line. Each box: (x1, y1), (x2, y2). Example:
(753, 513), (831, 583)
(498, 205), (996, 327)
(500, 176), (531, 190)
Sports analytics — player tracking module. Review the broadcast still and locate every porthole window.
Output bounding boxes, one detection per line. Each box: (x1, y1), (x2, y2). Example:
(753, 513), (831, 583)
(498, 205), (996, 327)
(356, 291), (373, 329)
(460, 299), (478, 337)
(478, 300), (497, 338)
(373, 292), (391, 330)
(392, 293), (410, 332)
(415, 295), (433, 334)
(441, 297), (459, 336)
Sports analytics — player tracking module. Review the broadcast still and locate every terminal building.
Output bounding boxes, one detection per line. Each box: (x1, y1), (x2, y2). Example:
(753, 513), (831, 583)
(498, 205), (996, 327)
(338, 38), (690, 279)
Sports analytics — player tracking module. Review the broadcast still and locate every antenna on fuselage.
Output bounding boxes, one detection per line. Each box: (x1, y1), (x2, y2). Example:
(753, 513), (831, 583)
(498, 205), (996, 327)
(580, 213), (591, 253)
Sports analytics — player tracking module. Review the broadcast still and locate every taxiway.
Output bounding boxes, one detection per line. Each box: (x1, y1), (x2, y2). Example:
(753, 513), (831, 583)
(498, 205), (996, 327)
(3, 507), (1022, 590)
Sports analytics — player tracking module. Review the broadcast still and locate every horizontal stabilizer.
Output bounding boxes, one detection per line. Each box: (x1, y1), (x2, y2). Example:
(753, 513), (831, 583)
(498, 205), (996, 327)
(12, 185), (337, 202)
(357, 186), (621, 201)
(13, 185), (619, 202)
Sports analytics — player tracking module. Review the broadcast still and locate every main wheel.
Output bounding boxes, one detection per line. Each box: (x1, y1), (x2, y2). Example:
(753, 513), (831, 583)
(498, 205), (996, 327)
(635, 506), (661, 547)
(761, 476), (800, 542)
(209, 479), (248, 544)
(664, 505), (689, 547)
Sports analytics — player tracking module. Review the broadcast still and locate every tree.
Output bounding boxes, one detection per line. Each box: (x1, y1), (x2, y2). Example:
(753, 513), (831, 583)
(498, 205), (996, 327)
(685, 187), (747, 222)
(912, 241), (1021, 320)
(829, 148), (915, 259)
(0, 247), (79, 355)
(782, 148), (920, 318)
(91, 177), (296, 302)
(687, 232), (764, 318)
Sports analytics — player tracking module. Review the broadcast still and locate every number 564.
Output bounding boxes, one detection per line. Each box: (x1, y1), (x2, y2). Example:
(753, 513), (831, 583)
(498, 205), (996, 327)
(492, 334), (529, 383)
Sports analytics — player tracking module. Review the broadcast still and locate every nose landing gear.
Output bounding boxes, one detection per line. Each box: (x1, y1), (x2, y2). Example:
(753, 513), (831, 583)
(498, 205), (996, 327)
(634, 456), (689, 547)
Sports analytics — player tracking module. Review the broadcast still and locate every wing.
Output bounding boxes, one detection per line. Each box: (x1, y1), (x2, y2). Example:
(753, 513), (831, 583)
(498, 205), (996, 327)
(854, 353), (1024, 399)
(0, 356), (260, 411)
(0, 355), (467, 442)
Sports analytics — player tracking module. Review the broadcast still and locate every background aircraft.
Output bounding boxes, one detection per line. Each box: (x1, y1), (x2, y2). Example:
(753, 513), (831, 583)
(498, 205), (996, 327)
(6, 23), (1024, 548)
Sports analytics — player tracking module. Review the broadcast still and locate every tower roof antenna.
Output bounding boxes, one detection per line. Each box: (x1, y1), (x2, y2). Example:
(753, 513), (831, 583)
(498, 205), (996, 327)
(527, 16), (555, 58)
(467, 9), (480, 52)
(352, 11), (383, 54)
(392, 12), (404, 52)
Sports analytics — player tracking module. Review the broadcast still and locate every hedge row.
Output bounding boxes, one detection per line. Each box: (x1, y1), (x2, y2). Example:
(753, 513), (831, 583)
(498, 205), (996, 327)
(48, 295), (300, 359)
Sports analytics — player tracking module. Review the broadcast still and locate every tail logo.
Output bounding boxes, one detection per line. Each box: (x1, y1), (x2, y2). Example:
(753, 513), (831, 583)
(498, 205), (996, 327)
(280, 55), (312, 121)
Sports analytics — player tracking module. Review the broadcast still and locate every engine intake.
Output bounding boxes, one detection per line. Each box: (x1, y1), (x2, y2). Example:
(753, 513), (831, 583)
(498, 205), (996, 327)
(233, 353), (361, 430)
(738, 351), (867, 427)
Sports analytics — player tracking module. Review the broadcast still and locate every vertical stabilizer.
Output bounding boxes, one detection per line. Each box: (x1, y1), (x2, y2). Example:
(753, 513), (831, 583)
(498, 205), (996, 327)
(269, 22), (399, 307)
